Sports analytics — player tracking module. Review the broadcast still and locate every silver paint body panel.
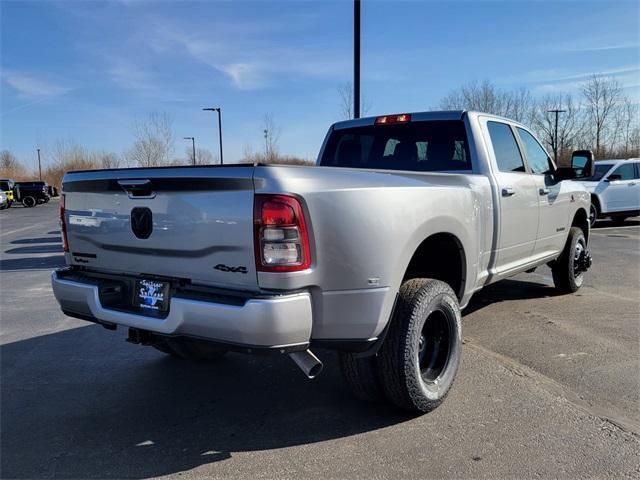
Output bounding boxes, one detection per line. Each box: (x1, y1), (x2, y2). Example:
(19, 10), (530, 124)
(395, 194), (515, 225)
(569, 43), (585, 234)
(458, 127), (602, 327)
(55, 111), (590, 347)
(51, 271), (312, 348)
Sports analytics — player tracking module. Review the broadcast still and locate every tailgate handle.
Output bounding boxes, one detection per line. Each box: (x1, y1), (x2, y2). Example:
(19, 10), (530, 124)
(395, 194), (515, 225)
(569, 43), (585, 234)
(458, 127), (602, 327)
(117, 179), (155, 198)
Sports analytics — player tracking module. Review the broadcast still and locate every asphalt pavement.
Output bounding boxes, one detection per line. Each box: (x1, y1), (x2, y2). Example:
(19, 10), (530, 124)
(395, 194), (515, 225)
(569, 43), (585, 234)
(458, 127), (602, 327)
(1, 200), (639, 479)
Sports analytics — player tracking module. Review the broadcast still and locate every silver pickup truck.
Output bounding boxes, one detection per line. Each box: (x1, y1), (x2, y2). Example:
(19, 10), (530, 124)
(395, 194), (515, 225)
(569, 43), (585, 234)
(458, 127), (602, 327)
(52, 111), (594, 413)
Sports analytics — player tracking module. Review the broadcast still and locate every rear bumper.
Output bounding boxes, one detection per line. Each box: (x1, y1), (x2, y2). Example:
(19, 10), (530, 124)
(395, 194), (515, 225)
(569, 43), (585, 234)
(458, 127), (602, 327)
(51, 270), (313, 350)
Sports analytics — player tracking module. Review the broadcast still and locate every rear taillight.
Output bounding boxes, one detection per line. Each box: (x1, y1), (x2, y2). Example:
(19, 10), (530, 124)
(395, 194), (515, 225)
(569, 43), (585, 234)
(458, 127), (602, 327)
(59, 194), (69, 252)
(254, 194), (311, 272)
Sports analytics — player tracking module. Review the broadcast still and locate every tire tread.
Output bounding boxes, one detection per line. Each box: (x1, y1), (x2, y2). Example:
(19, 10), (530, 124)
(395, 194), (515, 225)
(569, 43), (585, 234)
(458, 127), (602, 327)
(377, 278), (458, 412)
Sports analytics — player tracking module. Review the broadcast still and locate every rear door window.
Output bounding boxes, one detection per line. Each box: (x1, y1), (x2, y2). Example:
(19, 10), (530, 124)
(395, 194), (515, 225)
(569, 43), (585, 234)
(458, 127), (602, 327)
(487, 122), (525, 173)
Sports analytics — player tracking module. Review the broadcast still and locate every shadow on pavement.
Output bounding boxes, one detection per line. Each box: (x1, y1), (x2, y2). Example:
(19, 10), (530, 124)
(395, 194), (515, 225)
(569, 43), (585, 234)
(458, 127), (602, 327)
(11, 236), (62, 244)
(464, 278), (558, 315)
(0, 255), (65, 271)
(0, 325), (411, 479)
(592, 218), (640, 228)
(4, 244), (63, 254)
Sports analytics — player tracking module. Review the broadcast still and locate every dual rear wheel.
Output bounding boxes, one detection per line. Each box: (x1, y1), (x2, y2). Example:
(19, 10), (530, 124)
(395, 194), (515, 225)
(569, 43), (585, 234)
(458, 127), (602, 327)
(340, 278), (462, 413)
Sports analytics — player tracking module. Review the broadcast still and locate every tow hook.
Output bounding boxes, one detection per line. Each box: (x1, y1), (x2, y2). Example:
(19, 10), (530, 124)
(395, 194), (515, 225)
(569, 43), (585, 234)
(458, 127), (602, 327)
(126, 328), (153, 345)
(577, 250), (592, 273)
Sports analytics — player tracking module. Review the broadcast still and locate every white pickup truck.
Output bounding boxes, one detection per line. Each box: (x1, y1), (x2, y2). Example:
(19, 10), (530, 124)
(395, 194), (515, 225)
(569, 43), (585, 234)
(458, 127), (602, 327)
(52, 111), (594, 413)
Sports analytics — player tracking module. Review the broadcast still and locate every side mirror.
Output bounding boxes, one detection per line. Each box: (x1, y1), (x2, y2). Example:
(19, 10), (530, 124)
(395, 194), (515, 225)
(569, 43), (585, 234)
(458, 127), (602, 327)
(570, 150), (595, 178)
(554, 150), (595, 181)
(605, 174), (622, 182)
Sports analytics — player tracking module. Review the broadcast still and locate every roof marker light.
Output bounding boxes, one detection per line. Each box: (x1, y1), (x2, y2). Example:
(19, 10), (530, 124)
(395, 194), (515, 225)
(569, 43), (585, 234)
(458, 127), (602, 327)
(375, 114), (411, 125)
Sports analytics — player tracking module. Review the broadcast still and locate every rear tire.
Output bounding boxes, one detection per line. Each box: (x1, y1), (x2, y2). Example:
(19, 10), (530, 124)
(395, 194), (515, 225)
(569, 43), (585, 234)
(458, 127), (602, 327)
(376, 278), (462, 413)
(22, 196), (36, 208)
(339, 352), (384, 402)
(165, 337), (228, 362)
(552, 226), (587, 294)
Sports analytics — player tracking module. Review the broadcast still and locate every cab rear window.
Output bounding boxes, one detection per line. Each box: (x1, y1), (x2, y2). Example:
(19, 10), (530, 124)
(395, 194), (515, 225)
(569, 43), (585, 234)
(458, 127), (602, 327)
(319, 120), (471, 172)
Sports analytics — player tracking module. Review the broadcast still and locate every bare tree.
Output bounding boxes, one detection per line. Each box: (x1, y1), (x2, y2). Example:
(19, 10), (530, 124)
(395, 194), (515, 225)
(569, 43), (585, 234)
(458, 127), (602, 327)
(616, 98), (640, 158)
(439, 80), (534, 122)
(94, 152), (122, 169)
(127, 112), (175, 167)
(581, 75), (623, 157)
(338, 82), (372, 120)
(532, 94), (584, 164)
(263, 114), (281, 162)
(181, 147), (217, 165)
(0, 150), (27, 177)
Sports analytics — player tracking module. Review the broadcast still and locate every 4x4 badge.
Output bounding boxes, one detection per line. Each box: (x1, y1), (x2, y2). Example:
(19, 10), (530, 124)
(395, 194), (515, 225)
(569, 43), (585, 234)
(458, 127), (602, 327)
(214, 264), (248, 274)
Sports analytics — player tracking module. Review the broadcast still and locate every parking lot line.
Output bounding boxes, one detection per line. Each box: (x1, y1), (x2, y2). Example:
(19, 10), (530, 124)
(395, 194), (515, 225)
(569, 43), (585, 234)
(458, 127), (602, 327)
(591, 225), (640, 232)
(0, 223), (51, 239)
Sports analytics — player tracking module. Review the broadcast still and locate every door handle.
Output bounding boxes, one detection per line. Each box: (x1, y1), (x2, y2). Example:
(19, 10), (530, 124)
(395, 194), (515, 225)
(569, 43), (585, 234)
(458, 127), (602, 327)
(117, 179), (155, 198)
(539, 188), (550, 196)
(501, 187), (515, 197)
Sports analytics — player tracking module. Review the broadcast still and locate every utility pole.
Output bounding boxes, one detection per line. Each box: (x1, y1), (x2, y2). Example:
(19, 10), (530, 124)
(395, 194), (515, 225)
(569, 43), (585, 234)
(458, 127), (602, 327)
(548, 109), (566, 163)
(37, 148), (42, 180)
(353, 0), (361, 119)
(263, 129), (269, 158)
(203, 107), (224, 165)
(183, 137), (196, 165)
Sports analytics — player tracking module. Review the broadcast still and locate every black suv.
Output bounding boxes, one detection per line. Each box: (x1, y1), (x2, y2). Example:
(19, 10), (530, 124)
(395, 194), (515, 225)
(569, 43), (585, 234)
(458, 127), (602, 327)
(13, 181), (50, 207)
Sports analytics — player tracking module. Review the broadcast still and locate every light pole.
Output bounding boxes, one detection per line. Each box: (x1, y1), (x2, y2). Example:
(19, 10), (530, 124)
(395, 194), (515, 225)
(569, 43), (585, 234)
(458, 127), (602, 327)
(353, 0), (361, 119)
(37, 148), (42, 180)
(184, 137), (196, 165)
(548, 109), (566, 163)
(263, 129), (269, 158)
(203, 107), (223, 165)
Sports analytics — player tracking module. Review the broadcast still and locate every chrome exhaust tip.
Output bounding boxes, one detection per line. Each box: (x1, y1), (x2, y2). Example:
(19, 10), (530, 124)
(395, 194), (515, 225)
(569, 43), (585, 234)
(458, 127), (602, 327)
(289, 349), (323, 379)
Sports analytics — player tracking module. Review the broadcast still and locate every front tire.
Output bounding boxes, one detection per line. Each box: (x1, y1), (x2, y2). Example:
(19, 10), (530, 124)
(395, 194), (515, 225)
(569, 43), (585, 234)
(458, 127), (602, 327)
(552, 226), (588, 294)
(589, 203), (598, 227)
(376, 278), (462, 413)
(22, 196), (36, 208)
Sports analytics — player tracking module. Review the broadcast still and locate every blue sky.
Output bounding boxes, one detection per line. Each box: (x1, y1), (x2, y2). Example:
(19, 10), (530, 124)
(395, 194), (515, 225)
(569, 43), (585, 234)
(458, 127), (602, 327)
(1, 0), (639, 169)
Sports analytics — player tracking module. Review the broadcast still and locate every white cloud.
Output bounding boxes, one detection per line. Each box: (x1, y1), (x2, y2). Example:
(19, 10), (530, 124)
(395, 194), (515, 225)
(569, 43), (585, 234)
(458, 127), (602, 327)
(219, 62), (266, 89)
(499, 65), (640, 95)
(1, 70), (70, 98)
(561, 42), (639, 53)
(108, 61), (149, 90)
(143, 20), (347, 91)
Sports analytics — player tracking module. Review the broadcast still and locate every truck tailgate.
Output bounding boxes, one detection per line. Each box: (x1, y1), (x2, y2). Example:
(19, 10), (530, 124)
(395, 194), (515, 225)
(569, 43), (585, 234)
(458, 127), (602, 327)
(62, 166), (258, 290)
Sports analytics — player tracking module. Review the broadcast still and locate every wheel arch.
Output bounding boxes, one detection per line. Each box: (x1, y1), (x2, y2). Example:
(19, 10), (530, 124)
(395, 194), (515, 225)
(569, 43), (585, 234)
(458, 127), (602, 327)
(590, 194), (601, 214)
(571, 207), (590, 244)
(402, 232), (467, 301)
